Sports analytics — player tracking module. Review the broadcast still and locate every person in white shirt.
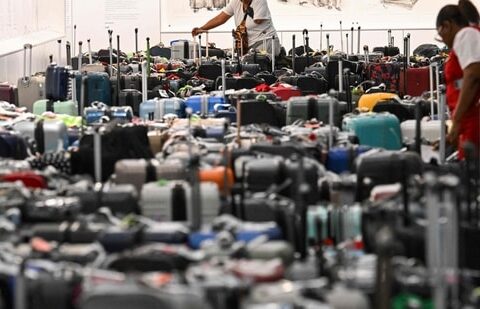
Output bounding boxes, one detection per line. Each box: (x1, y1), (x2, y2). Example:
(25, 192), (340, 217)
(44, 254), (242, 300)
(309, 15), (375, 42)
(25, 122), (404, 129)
(192, 0), (281, 56)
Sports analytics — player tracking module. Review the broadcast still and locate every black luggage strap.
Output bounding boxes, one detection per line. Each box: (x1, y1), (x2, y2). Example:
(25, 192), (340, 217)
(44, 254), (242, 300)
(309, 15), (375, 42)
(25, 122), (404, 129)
(46, 100), (54, 113)
(34, 119), (45, 154)
(171, 183), (187, 221)
(348, 145), (356, 172)
(306, 97), (318, 121)
(145, 160), (157, 183)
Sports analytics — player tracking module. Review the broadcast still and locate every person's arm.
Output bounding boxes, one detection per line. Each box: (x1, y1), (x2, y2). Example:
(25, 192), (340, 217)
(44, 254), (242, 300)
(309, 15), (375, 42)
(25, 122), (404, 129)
(192, 12), (231, 36)
(252, 0), (270, 25)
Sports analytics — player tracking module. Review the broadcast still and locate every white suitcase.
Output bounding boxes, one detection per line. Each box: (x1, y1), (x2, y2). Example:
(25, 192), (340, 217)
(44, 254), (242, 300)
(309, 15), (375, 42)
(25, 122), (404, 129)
(12, 119), (68, 153)
(170, 40), (199, 60)
(401, 119), (442, 144)
(140, 180), (220, 225)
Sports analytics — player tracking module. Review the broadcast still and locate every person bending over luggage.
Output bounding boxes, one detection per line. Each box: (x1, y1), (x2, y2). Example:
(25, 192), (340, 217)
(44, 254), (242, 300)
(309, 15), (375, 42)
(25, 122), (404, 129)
(436, 0), (480, 158)
(192, 0), (281, 56)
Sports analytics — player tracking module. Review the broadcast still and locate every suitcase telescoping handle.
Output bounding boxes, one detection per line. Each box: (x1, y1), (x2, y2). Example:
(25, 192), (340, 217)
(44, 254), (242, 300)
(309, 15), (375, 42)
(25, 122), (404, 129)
(345, 33), (349, 58)
(22, 44), (33, 82)
(363, 45), (369, 64)
(326, 34), (330, 62)
(292, 34), (296, 74)
(135, 28), (139, 54)
(319, 23), (323, 51)
(66, 41), (72, 66)
(108, 30), (113, 76)
(271, 35), (276, 73)
(328, 91), (335, 149)
(339, 21), (343, 54)
(80, 74), (88, 136)
(141, 60), (148, 102)
(206, 31), (209, 59)
(221, 59), (226, 101)
(93, 125), (103, 184)
(57, 39), (62, 65)
(357, 26), (361, 54)
(302, 29), (308, 55)
(388, 29), (392, 47)
(87, 39), (93, 64)
(350, 27), (354, 55)
(414, 98), (422, 156)
(78, 41), (83, 72)
(49, 54), (53, 64)
(73, 25), (77, 56)
(146, 37), (151, 78)
(338, 60), (344, 93)
(198, 35), (202, 65)
(117, 35), (121, 106)
(403, 36), (408, 96)
(439, 85), (447, 164)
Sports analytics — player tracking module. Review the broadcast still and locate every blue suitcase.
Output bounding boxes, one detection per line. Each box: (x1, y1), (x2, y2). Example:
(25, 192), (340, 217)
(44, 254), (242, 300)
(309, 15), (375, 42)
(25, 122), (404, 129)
(342, 113), (403, 150)
(326, 145), (372, 174)
(188, 223), (282, 249)
(84, 102), (109, 124)
(185, 95), (225, 116)
(139, 98), (186, 120)
(75, 72), (112, 106)
(45, 64), (69, 102)
(213, 104), (236, 123)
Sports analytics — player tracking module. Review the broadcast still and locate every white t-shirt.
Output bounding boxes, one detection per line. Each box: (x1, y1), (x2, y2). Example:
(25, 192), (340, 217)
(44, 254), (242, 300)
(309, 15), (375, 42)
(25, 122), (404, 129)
(223, 0), (277, 47)
(453, 27), (480, 70)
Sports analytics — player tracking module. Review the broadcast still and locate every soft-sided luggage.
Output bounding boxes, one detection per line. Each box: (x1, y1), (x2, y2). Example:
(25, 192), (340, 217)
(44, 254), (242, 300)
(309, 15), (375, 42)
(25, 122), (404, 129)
(269, 83), (302, 101)
(342, 112), (403, 150)
(0, 132), (29, 159)
(139, 98), (187, 120)
(357, 92), (399, 112)
(140, 180), (220, 224)
(0, 83), (18, 105)
(12, 119), (68, 153)
(198, 63), (223, 81)
(366, 62), (401, 93)
(217, 74), (263, 91)
(17, 44), (46, 112)
(238, 99), (286, 127)
(185, 95), (225, 116)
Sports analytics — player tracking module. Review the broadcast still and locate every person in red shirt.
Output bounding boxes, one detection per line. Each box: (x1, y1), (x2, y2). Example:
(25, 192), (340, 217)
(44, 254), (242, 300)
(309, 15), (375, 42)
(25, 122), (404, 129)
(436, 0), (480, 159)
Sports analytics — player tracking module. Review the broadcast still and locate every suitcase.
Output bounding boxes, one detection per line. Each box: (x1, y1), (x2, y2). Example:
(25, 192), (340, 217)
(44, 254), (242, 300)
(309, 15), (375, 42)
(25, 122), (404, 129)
(139, 98), (186, 120)
(84, 102), (109, 124)
(286, 95), (343, 127)
(32, 99), (77, 116)
(255, 72), (277, 85)
(0, 83), (18, 105)
(2, 172), (48, 189)
(45, 64), (69, 102)
(140, 180), (220, 224)
(355, 150), (423, 201)
(401, 119), (443, 144)
(326, 145), (372, 174)
(399, 66), (431, 97)
(371, 99), (414, 123)
(280, 74), (328, 95)
(86, 72), (112, 105)
(373, 46), (400, 56)
(198, 63), (223, 81)
(12, 119), (68, 153)
(110, 106), (134, 123)
(170, 40), (199, 60)
(123, 75), (142, 91)
(0, 132), (29, 160)
(218, 75), (263, 91)
(119, 89), (142, 116)
(185, 95), (225, 116)
(366, 63), (401, 93)
(357, 92), (400, 111)
(342, 112), (403, 150)
(238, 100), (286, 127)
(227, 63), (262, 75)
(114, 159), (187, 193)
(17, 44), (46, 112)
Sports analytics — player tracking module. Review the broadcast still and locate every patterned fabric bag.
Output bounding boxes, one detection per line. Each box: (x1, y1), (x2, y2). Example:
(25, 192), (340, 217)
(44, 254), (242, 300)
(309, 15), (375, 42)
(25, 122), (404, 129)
(366, 63), (401, 93)
(233, 2), (252, 56)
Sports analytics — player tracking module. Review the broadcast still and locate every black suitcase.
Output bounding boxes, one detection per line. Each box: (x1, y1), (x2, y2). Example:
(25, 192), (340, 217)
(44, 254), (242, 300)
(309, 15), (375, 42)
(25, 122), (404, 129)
(238, 99), (286, 127)
(119, 89), (142, 116)
(198, 63), (222, 81)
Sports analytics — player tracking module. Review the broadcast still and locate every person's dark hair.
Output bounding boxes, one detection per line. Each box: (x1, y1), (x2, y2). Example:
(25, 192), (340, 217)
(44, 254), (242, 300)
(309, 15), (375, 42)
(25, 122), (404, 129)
(436, 4), (469, 28)
(459, 0), (480, 25)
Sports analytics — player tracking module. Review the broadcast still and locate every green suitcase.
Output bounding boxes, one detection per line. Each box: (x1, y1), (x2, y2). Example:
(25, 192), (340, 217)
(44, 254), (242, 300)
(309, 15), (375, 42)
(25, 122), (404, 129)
(33, 99), (78, 116)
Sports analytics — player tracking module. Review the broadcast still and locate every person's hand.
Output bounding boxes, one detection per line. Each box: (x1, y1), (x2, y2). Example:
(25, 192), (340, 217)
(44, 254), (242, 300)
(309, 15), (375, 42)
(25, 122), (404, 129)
(447, 121), (460, 146)
(191, 27), (204, 37)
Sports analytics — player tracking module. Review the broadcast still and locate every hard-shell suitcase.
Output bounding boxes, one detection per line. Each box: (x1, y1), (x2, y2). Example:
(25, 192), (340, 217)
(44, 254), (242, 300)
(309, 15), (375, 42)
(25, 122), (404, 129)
(399, 67), (431, 97)
(326, 145), (372, 174)
(139, 98), (186, 120)
(86, 72), (112, 105)
(185, 95), (225, 116)
(17, 44), (46, 112)
(32, 99), (77, 116)
(12, 119), (68, 153)
(401, 119), (443, 144)
(114, 159), (187, 193)
(119, 89), (142, 116)
(140, 180), (220, 225)
(342, 112), (403, 150)
(170, 40), (199, 60)
(0, 132), (29, 159)
(123, 75), (142, 91)
(45, 64), (69, 102)
(0, 83), (18, 105)
(286, 95), (343, 127)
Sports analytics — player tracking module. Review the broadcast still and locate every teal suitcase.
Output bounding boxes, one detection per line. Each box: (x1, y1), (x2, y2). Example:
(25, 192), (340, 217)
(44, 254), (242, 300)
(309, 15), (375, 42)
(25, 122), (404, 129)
(342, 112), (402, 150)
(33, 99), (78, 116)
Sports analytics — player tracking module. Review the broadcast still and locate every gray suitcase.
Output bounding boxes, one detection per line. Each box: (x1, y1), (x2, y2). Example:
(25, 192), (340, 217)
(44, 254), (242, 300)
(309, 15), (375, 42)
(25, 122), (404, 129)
(17, 44), (46, 112)
(140, 180), (220, 225)
(286, 95), (344, 127)
(114, 159), (187, 193)
(12, 119), (68, 153)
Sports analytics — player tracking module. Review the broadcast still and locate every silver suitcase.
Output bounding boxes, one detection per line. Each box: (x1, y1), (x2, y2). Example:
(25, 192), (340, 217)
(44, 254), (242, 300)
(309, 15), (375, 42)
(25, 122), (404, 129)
(17, 44), (46, 112)
(140, 180), (220, 224)
(114, 159), (187, 193)
(12, 119), (68, 153)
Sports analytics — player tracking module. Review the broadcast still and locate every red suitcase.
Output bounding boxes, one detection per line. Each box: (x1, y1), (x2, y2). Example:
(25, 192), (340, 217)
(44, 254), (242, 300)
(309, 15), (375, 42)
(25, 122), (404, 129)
(2, 172), (48, 189)
(399, 67), (432, 97)
(269, 83), (302, 101)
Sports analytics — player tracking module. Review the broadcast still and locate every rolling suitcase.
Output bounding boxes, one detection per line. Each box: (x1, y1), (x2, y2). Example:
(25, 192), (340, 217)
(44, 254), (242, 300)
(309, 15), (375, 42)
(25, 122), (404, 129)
(0, 83), (18, 105)
(286, 95), (343, 127)
(342, 112), (403, 150)
(114, 159), (187, 193)
(119, 89), (142, 116)
(45, 64), (69, 102)
(139, 180), (220, 225)
(326, 145), (372, 174)
(32, 99), (77, 116)
(17, 44), (46, 112)
(357, 92), (399, 112)
(185, 95), (225, 116)
(139, 97), (186, 120)
(12, 119), (69, 153)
